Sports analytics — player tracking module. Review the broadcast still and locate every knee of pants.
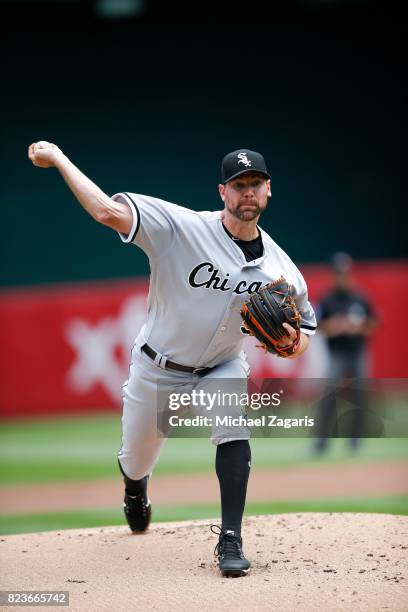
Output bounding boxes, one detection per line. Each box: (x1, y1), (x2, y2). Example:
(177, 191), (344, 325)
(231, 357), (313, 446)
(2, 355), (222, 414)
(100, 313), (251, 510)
(210, 406), (251, 446)
(211, 432), (251, 446)
(118, 440), (165, 481)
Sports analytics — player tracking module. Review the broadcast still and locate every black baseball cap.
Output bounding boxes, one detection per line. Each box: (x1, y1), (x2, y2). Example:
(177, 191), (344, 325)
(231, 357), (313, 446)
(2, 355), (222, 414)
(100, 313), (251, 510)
(221, 149), (271, 184)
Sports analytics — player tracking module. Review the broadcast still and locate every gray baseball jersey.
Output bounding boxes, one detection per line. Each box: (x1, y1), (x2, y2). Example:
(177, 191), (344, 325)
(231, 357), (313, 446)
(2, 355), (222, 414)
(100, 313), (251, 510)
(112, 192), (316, 368)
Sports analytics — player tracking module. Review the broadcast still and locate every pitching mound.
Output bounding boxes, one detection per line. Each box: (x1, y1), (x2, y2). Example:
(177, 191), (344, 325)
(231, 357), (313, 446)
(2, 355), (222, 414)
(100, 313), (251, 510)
(1, 513), (407, 611)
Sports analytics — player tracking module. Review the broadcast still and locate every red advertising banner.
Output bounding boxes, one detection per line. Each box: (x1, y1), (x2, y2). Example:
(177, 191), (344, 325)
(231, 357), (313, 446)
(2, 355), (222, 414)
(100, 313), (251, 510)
(1, 261), (407, 417)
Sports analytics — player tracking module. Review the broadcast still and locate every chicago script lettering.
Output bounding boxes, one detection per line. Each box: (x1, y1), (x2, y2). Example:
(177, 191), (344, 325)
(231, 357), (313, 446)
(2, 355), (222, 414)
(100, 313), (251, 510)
(188, 262), (265, 295)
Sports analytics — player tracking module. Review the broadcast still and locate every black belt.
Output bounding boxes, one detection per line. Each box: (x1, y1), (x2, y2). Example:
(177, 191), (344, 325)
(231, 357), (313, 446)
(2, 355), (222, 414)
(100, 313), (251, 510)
(141, 344), (214, 376)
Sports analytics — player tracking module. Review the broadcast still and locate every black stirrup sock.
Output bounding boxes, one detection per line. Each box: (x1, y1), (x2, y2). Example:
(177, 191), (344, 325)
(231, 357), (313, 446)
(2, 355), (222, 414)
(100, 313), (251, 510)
(215, 439), (251, 536)
(117, 458), (148, 497)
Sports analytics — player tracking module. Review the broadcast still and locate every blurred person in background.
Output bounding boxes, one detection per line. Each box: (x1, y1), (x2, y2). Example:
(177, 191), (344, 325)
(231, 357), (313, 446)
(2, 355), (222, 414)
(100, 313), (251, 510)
(311, 252), (378, 455)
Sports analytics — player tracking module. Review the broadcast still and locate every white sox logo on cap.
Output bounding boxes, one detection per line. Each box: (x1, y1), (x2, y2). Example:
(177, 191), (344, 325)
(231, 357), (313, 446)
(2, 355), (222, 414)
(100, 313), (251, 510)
(237, 152), (252, 167)
(221, 148), (270, 183)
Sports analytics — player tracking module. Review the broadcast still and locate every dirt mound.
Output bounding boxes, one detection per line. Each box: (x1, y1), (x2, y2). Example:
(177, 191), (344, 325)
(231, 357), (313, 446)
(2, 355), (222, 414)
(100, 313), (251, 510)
(1, 513), (407, 612)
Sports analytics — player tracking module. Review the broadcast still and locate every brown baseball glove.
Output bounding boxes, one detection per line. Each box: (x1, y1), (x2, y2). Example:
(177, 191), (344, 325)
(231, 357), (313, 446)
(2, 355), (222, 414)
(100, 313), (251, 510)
(240, 276), (301, 358)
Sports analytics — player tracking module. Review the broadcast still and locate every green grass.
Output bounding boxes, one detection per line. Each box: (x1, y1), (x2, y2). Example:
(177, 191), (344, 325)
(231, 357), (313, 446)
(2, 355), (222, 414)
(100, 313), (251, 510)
(1, 495), (407, 535)
(0, 412), (407, 485)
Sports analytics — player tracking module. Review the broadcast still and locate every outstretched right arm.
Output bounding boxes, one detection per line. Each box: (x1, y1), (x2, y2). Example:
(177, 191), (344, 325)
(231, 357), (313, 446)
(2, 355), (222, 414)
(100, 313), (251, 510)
(28, 141), (133, 235)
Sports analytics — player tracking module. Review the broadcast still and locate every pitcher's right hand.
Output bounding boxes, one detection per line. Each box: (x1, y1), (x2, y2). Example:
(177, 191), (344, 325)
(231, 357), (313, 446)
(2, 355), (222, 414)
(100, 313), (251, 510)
(28, 141), (64, 168)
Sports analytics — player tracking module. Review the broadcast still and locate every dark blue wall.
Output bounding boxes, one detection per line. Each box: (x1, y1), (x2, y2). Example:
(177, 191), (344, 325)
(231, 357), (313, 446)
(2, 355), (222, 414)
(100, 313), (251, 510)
(1, 2), (406, 286)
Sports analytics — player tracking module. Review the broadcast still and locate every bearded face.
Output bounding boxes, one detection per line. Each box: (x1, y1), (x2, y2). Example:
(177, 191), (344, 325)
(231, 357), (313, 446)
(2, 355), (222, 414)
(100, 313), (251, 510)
(220, 172), (271, 222)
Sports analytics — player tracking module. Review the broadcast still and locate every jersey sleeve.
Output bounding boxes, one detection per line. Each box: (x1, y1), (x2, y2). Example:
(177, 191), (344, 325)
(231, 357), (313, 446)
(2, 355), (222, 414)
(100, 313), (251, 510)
(293, 271), (317, 336)
(111, 192), (179, 259)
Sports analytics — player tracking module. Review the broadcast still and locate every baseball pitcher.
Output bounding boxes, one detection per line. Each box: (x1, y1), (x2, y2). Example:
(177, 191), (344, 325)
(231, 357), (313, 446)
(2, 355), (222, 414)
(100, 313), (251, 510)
(28, 142), (316, 577)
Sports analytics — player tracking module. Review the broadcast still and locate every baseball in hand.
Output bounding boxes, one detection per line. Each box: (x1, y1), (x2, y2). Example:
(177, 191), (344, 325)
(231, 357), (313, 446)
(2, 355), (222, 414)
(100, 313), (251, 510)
(35, 141), (52, 150)
(29, 141), (62, 168)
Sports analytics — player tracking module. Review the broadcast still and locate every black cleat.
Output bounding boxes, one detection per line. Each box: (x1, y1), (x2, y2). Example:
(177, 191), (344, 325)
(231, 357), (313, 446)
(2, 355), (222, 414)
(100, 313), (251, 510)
(211, 525), (251, 577)
(123, 492), (151, 533)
